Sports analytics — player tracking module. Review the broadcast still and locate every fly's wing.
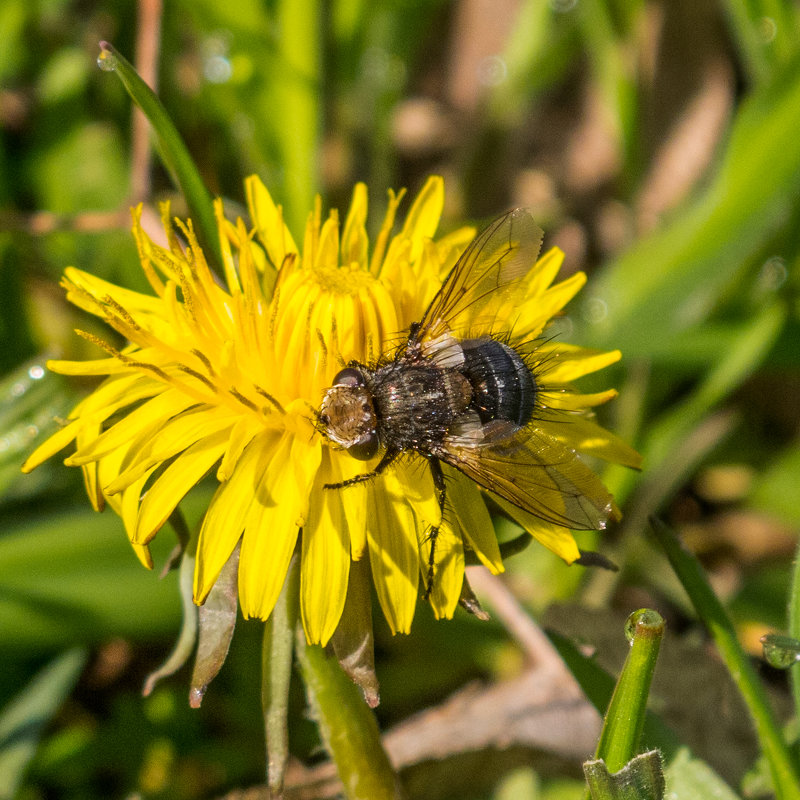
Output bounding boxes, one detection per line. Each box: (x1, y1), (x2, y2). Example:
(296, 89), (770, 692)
(412, 209), (543, 345)
(442, 421), (617, 530)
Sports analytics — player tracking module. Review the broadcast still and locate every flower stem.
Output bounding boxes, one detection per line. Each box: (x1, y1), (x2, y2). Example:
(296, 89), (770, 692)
(296, 632), (402, 800)
(594, 610), (664, 773)
(651, 517), (800, 800)
(262, 552), (299, 795)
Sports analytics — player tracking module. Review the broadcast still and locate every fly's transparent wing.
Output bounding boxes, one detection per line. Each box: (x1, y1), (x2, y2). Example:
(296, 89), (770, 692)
(441, 423), (617, 531)
(411, 209), (543, 344)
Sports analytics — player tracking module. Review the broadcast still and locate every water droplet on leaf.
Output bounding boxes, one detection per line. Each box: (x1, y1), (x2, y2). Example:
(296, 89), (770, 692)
(97, 43), (117, 72)
(761, 634), (800, 669)
(624, 608), (663, 644)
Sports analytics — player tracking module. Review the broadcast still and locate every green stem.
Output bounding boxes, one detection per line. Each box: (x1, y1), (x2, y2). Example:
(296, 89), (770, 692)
(789, 536), (800, 719)
(272, 0), (321, 231)
(262, 553), (300, 795)
(594, 610), (664, 773)
(296, 632), (402, 800)
(651, 518), (800, 800)
(97, 41), (221, 271)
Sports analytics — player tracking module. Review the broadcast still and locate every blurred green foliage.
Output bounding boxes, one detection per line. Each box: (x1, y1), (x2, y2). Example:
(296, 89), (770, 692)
(1, 0), (800, 798)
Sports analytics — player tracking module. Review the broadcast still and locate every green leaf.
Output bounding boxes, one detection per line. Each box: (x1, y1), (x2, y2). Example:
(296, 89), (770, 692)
(0, 649), (87, 800)
(663, 747), (743, 800)
(0, 508), (181, 650)
(585, 50), (800, 357)
(0, 358), (73, 501)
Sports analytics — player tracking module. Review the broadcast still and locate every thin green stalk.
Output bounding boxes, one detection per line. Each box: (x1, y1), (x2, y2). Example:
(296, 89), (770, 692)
(272, 0), (321, 232)
(788, 536), (800, 719)
(262, 553), (300, 795)
(594, 610), (664, 773)
(96, 41), (221, 270)
(296, 632), (402, 800)
(651, 518), (800, 800)
(582, 610), (664, 800)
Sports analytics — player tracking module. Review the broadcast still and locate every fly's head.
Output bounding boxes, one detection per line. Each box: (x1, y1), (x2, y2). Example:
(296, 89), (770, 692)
(319, 367), (379, 460)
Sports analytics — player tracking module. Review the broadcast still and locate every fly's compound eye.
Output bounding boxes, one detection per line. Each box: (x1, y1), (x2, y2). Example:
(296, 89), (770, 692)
(349, 430), (379, 461)
(332, 367), (366, 388)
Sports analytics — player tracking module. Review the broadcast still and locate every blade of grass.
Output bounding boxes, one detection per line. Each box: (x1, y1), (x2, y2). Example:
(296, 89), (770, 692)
(268, 0), (321, 232)
(0, 649), (87, 800)
(651, 518), (800, 800)
(97, 42), (221, 270)
(584, 51), (800, 357)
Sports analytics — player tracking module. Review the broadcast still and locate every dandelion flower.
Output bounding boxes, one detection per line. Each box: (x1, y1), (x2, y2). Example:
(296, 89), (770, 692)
(22, 175), (640, 647)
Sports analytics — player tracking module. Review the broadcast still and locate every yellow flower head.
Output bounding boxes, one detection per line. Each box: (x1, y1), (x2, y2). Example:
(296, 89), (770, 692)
(23, 176), (639, 645)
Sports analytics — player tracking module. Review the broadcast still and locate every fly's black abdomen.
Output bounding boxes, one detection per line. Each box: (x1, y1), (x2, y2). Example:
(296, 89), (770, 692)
(461, 339), (536, 427)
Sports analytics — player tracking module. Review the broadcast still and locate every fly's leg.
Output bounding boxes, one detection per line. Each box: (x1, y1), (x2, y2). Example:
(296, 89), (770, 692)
(423, 457), (447, 600)
(323, 448), (398, 490)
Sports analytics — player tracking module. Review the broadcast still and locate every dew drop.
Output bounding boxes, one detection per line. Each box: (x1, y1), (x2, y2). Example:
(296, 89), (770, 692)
(758, 16), (777, 43)
(758, 256), (787, 292)
(550, 0), (578, 12)
(624, 608), (663, 644)
(477, 55), (507, 88)
(189, 686), (205, 708)
(582, 296), (608, 323)
(28, 364), (45, 380)
(97, 43), (118, 73)
(761, 633), (800, 669)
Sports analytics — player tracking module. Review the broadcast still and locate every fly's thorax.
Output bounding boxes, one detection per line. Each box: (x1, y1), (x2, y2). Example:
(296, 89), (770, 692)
(319, 367), (379, 460)
(370, 361), (473, 450)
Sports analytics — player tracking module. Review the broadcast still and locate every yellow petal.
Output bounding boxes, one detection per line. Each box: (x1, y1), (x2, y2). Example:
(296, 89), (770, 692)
(130, 541), (154, 569)
(341, 183), (368, 266)
(217, 417), (260, 481)
(421, 516), (464, 620)
(524, 247), (565, 298)
(543, 388), (618, 410)
(134, 428), (231, 544)
(496, 497), (581, 563)
(104, 407), (236, 493)
(329, 453), (368, 560)
(391, 457), (440, 528)
(399, 175), (444, 262)
(245, 175), (297, 267)
(194, 430), (281, 603)
(446, 470), (504, 573)
(537, 344), (621, 384)
(21, 418), (83, 473)
(515, 272), (586, 339)
(47, 357), (128, 376)
(238, 434), (322, 619)
(67, 388), (194, 466)
(547, 414), (642, 469)
(367, 474), (419, 634)
(300, 451), (350, 645)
